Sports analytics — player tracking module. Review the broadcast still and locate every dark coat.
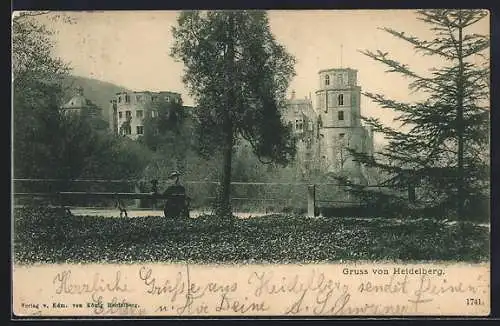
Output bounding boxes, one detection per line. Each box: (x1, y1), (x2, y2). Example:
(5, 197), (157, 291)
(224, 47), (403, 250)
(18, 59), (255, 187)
(163, 184), (188, 218)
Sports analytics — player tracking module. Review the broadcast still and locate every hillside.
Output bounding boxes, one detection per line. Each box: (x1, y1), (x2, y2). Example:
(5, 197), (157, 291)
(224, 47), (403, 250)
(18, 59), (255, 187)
(62, 75), (131, 121)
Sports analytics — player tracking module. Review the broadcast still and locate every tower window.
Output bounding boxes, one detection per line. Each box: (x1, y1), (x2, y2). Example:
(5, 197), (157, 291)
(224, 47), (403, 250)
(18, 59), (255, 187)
(125, 94), (130, 103)
(325, 75), (330, 86)
(338, 111), (344, 121)
(338, 94), (344, 106)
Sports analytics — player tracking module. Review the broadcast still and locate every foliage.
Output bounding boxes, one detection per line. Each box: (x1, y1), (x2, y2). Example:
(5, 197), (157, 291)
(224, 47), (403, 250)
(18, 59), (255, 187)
(171, 11), (297, 217)
(14, 207), (489, 264)
(139, 97), (193, 176)
(349, 10), (490, 221)
(12, 12), (71, 178)
(12, 12), (151, 181)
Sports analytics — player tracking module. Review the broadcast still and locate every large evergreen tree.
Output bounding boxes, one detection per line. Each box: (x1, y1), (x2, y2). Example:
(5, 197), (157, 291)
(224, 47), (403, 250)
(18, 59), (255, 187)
(171, 11), (297, 219)
(348, 10), (490, 221)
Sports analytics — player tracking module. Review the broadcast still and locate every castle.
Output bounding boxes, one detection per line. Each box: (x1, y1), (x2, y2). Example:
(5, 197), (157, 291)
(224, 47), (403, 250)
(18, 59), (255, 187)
(61, 67), (374, 185)
(285, 67), (374, 185)
(108, 91), (182, 139)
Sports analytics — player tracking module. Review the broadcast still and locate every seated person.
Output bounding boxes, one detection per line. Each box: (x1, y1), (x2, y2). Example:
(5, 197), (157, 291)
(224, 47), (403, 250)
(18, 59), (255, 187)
(163, 171), (189, 218)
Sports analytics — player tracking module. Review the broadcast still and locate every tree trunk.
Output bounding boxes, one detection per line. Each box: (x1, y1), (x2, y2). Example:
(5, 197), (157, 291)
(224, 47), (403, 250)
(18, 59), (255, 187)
(457, 12), (465, 223)
(218, 118), (233, 219)
(216, 12), (236, 220)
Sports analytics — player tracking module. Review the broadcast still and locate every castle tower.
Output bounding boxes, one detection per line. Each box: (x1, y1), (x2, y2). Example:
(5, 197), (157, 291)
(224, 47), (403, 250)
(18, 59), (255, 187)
(315, 68), (368, 185)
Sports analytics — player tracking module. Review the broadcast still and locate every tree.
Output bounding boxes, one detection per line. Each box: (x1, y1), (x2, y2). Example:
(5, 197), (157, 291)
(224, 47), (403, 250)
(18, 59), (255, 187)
(348, 10), (489, 221)
(138, 96), (194, 192)
(140, 97), (191, 166)
(171, 11), (297, 219)
(13, 12), (151, 183)
(13, 11), (72, 178)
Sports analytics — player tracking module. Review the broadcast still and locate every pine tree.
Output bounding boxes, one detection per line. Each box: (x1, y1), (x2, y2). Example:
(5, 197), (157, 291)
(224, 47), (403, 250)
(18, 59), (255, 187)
(347, 10), (489, 221)
(171, 11), (297, 219)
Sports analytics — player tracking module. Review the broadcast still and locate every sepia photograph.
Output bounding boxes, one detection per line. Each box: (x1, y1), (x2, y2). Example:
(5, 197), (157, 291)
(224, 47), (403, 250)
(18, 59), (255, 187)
(12, 9), (490, 317)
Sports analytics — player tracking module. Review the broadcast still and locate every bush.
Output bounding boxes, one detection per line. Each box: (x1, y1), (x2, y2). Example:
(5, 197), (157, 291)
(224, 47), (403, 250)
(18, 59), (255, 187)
(13, 207), (489, 264)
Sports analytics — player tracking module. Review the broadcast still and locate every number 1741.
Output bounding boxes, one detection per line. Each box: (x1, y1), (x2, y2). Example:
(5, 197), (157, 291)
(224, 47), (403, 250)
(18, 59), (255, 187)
(466, 298), (483, 306)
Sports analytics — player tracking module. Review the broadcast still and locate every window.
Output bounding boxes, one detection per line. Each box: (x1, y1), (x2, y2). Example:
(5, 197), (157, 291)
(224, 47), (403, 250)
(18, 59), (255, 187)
(152, 96), (158, 102)
(136, 110), (143, 118)
(151, 110), (157, 118)
(136, 126), (144, 135)
(136, 95), (142, 102)
(125, 111), (131, 119)
(338, 111), (344, 121)
(125, 94), (130, 103)
(119, 112), (123, 119)
(337, 74), (344, 86)
(339, 133), (345, 139)
(122, 125), (131, 135)
(325, 75), (330, 86)
(165, 96), (170, 102)
(338, 94), (344, 106)
(118, 96), (122, 103)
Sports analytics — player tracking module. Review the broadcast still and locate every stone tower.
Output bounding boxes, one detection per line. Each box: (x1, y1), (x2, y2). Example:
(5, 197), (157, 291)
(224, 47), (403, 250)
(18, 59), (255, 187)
(315, 68), (372, 185)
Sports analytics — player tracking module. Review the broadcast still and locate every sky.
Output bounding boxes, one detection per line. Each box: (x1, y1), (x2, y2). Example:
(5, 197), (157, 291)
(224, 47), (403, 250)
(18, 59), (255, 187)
(27, 10), (490, 144)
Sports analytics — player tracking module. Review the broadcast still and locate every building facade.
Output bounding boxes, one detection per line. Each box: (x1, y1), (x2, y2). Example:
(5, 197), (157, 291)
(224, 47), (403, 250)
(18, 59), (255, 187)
(109, 91), (182, 139)
(284, 91), (321, 179)
(285, 67), (374, 184)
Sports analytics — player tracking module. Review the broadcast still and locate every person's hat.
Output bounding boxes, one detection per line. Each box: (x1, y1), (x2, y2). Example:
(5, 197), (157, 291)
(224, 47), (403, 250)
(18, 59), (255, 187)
(168, 171), (181, 179)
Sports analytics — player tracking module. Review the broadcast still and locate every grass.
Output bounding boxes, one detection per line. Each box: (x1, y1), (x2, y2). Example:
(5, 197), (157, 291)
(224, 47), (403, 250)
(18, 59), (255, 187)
(13, 207), (489, 264)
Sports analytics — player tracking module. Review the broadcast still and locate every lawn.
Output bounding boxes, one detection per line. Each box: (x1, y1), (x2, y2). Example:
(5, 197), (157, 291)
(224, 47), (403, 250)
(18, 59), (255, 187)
(13, 207), (489, 264)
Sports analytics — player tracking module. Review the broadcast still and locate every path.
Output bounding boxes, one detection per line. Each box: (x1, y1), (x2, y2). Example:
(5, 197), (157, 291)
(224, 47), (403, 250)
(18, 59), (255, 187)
(69, 208), (267, 219)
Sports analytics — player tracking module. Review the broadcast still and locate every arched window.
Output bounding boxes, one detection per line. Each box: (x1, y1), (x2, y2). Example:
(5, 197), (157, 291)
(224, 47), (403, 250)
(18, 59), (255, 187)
(338, 94), (344, 106)
(325, 75), (330, 86)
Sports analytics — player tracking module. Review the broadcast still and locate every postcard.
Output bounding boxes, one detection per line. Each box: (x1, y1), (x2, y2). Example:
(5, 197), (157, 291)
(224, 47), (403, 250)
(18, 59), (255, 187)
(12, 9), (490, 317)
